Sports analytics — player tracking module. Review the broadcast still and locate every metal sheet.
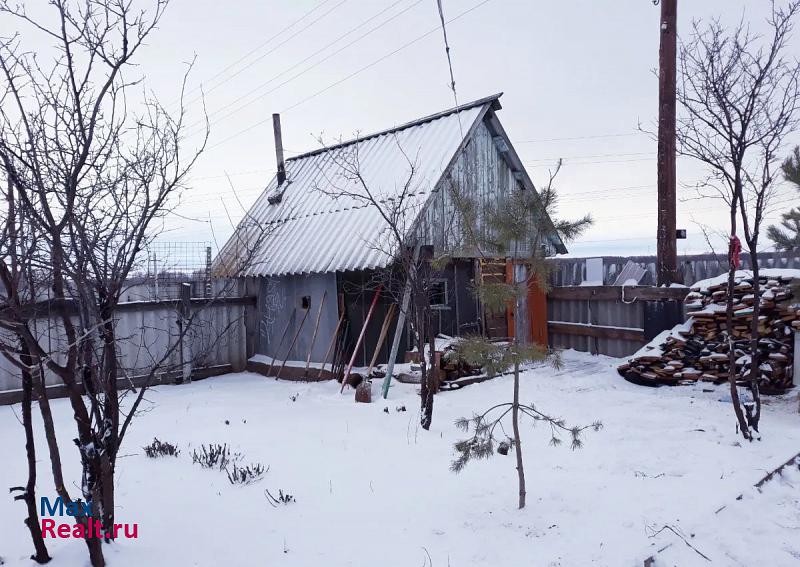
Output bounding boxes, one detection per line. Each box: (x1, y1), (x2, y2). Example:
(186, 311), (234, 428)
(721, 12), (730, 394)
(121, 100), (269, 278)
(214, 99), (491, 277)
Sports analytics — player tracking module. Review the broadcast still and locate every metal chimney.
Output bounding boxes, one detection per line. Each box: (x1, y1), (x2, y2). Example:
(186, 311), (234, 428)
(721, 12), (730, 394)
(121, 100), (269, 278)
(272, 113), (286, 186)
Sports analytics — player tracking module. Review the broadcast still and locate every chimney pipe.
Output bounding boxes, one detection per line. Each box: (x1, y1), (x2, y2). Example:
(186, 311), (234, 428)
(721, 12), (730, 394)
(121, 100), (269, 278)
(272, 113), (286, 186)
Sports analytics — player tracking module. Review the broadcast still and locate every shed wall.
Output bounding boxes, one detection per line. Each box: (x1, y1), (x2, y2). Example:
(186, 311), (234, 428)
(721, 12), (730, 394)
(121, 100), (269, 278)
(417, 119), (519, 255)
(257, 273), (339, 364)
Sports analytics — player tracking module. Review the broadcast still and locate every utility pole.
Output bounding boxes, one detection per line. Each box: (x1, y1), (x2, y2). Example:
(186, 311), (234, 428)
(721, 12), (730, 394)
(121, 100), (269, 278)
(656, 0), (678, 286)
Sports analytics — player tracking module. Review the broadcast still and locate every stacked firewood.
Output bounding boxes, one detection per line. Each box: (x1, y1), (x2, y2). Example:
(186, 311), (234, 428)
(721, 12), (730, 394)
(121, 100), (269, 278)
(619, 275), (799, 393)
(439, 344), (483, 382)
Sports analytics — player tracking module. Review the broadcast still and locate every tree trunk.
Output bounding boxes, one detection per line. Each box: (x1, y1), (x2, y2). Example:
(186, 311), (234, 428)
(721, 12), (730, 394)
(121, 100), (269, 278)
(101, 314), (118, 537)
(745, 242), (762, 432)
(512, 359), (526, 509)
(423, 301), (436, 429)
(417, 293), (432, 430)
(33, 350), (106, 567)
(725, 204), (751, 440)
(18, 343), (51, 563)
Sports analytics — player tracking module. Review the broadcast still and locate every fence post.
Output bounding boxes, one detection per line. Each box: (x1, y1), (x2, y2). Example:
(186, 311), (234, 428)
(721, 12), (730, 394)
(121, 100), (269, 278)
(179, 282), (192, 383)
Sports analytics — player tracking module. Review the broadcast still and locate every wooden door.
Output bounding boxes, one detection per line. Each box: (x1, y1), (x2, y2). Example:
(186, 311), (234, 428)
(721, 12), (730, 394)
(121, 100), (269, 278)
(479, 258), (510, 339)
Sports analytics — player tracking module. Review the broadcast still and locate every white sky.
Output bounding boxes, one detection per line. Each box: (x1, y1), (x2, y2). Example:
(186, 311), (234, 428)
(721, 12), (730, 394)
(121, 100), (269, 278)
(8, 0), (800, 259)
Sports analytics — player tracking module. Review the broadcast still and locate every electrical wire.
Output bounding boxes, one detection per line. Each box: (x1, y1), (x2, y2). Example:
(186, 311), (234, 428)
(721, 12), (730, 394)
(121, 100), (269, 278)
(206, 0), (493, 151)
(518, 132), (646, 143)
(180, 0), (348, 109)
(182, 0), (423, 138)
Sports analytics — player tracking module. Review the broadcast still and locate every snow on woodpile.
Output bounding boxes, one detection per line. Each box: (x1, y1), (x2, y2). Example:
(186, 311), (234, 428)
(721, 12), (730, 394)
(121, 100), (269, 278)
(618, 270), (799, 392)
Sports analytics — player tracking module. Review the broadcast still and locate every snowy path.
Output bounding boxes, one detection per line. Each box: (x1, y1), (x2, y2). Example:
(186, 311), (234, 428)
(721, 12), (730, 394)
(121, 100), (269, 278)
(1, 351), (798, 566)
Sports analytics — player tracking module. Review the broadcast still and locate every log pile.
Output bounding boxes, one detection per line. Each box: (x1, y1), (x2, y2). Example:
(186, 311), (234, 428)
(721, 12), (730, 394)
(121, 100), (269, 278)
(439, 344), (483, 382)
(618, 275), (799, 393)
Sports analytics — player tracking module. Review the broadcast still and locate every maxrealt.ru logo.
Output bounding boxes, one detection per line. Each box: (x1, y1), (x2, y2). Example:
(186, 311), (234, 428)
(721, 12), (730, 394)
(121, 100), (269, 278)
(40, 497), (138, 539)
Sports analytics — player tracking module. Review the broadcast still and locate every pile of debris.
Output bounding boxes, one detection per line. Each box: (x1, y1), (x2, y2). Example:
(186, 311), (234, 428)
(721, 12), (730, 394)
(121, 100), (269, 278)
(618, 274), (799, 393)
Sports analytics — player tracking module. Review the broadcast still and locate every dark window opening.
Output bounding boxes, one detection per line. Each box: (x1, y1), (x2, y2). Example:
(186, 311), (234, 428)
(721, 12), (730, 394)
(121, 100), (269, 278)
(301, 296), (311, 310)
(429, 280), (449, 310)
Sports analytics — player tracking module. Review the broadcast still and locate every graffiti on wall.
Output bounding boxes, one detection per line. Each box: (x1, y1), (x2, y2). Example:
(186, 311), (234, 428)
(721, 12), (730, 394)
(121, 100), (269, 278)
(260, 277), (287, 350)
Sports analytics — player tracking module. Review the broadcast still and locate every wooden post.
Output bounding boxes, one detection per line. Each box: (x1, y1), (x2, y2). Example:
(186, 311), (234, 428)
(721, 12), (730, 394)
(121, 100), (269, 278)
(340, 285), (383, 392)
(382, 245), (421, 398)
(366, 304), (396, 377)
(318, 310), (345, 379)
(506, 259), (516, 340)
(266, 308), (295, 377)
(179, 282), (192, 383)
(656, 0), (678, 285)
(277, 305), (311, 379)
(304, 290), (328, 377)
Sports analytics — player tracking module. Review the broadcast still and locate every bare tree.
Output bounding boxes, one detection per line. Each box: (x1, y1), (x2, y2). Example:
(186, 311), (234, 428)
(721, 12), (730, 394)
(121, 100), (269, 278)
(676, 0), (800, 439)
(2, 171), (51, 563)
(0, 1), (215, 565)
(310, 134), (442, 429)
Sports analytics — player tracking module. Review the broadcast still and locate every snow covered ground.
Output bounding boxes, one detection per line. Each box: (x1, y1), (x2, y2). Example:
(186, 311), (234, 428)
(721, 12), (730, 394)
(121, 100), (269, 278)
(1, 350), (799, 566)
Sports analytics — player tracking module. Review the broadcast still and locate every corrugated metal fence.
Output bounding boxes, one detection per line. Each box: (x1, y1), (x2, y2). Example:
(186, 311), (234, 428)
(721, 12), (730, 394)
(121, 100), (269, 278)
(550, 251), (799, 287)
(547, 286), (689, 358)
(0, 289), (254, 404)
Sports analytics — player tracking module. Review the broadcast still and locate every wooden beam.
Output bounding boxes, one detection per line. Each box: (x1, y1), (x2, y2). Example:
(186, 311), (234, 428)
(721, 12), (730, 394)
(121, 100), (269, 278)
(341, 285), (383, 392)
(277, 306), (311, 379)
(304, 290), (328, 378)
(547, 321), (645, 342)
(547, 286), (689, 302)
(366, 304), (396, 376)
(318, 309), (345, 379)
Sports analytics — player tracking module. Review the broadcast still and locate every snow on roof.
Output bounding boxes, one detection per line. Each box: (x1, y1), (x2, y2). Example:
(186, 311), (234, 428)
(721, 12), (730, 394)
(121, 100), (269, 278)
(213, 95), (498, 277)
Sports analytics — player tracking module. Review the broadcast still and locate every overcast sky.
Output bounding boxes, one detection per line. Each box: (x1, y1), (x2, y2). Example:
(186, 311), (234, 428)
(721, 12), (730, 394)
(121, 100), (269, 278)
(8, 0), (800, 261)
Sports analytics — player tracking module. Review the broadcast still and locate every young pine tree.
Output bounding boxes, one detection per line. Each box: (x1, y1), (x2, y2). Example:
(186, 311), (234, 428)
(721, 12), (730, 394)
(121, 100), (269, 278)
(449, 162), (601, 509)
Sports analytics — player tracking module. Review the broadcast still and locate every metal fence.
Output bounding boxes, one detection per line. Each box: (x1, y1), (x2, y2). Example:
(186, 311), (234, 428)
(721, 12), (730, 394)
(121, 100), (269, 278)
(547, 286), (689, 358)
(0, 284), (253, 405)
(550, 251), (800, 287)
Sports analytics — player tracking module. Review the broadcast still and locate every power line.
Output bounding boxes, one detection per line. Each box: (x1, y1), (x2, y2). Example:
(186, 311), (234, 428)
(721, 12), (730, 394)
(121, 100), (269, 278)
(174, 0), (339, 106)
(518, 132), (645, 144)
(435, 0), (463, 136)
(585, 193), (799, 223)
(525, 151), (655, 163)
(279, 0), (491, 119)
(525, 157), (656, 167)
(206, 0), (493, 151)
(186, 0), (347, 113)
(183, 0), (423, 138)
(572, 235), (654, 244)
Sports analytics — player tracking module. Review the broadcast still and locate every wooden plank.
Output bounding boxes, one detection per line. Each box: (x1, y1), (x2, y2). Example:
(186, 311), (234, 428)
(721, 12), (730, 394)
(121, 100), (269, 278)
(547, 321), (645, 342)
(547, 286), (689, 302)
(366, 304), (396, 376)
(340, 285), (383, 392)
(505, 258), (515, 340)
(304, 290), (328, 378)
(277, 306), (311, 379)
(266, 308), (295, 377)
(528, 277), (548, 346)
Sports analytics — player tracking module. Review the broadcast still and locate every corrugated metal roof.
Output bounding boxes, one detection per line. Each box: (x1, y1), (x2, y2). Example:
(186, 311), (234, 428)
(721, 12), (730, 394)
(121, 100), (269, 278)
(215, 95), (496, 277)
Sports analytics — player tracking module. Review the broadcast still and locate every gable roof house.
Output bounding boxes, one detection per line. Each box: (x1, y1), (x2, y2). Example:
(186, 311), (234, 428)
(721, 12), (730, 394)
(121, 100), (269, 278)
(214, 93), (566, 378)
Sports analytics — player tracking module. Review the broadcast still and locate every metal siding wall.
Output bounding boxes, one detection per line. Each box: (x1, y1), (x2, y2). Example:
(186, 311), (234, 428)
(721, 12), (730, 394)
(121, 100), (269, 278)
(0, 297), (249, 398)
(256, 272), (339, 364)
